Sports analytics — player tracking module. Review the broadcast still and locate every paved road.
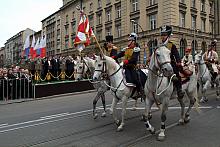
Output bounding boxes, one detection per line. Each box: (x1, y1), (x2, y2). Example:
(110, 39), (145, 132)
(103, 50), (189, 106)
(0, 90), (219, 147)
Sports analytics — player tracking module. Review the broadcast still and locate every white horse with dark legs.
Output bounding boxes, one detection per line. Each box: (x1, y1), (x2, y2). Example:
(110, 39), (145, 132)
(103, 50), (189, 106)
(143, 46), (199, 141)
(194, 51), (212, 103)
(93, 55), (148, 131)
(74, 57), (109, 119)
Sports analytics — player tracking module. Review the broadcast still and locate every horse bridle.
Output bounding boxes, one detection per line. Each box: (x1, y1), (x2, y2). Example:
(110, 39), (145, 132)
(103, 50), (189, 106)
(153, 47), (171, 75)
(94, 58), (121, 80)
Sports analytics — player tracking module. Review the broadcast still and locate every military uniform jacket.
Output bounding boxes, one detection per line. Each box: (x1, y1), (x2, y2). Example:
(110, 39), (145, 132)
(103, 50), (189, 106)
(116, 47), (140, 68)
(182, 54), (193, 65)
(165, 41), (181, 65)
(106, 46), (118, 57)
(203, 50), (218, 63)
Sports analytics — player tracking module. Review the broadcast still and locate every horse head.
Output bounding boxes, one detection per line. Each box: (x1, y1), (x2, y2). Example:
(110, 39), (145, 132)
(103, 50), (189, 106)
(93, 55), (119, 81)
(194, 50), (203, 64)
(150, 46), (173, 77)
(75, 58), (89, 81)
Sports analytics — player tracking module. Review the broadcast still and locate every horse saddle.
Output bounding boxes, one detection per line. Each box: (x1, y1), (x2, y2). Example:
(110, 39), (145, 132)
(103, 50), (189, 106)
(179, 65), (193, 84)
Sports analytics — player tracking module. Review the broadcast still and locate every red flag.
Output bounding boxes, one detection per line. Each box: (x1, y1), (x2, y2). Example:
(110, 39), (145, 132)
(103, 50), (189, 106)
(74, 13), (94, 51)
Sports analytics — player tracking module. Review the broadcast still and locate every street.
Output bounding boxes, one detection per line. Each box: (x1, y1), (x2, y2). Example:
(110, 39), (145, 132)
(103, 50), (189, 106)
(0, 89), (219, 147)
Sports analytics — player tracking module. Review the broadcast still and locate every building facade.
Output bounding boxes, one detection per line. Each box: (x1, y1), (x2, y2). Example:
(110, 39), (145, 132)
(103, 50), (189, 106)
(42, 10), (61, 57)
(214, 0), (220, 55)
(30, 30), (42, 45)
(4, 28), (34, 66)
(0, 47), (5, 67)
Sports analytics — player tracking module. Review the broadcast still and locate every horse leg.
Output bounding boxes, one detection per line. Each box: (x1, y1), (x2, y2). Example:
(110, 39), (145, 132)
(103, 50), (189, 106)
(143, 98), (155, 134)
(184, 92), (196, 123)
(200, 81), (210, 103)
(100, 92), (107, 117)
(177, 96), (185, 125)
(157, 103), (168, 141)
(131, 99), (138, 111)
(93, 92), (101, 119)
(111, 97), (120, 127)
(117, 96), (128, 132)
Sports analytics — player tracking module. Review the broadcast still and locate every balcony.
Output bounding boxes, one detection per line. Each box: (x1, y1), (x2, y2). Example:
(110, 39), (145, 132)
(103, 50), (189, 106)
(130, 10), (140, 17)
(200, 11), (207, 18)
(190, 7), (198, 15)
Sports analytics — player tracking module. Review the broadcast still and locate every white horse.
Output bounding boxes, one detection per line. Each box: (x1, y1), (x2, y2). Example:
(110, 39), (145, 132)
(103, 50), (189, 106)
(194, 51), (212, 103)
(143, 46), (199, 141)
(74, 57), (109, 119)
(93, 55), (148, 131)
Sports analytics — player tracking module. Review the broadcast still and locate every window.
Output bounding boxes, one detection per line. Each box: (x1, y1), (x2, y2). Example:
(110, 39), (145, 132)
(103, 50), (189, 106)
(72, 11), (75, 19)
(116, 5), (121, 18)
(179, 12), (185, 27)
(97, 30), (102, 41)
(65, 26), (69, 35)
(106, 10), (111, 22)
(132, 19), (138, 33)
(90, 3), (93, 12)
(106, 0), (110, 4)
(179, 39), (186, 58)
(132, 0), (138, 12)
(201, 19), (206, 32)
(66, 15), (69, 23)
(192, 15), (196, 29)
(98, 14), (102, 24)
(98, 0), (102, 8)
(210, 21), (214, 34)
(210, 2), (214, 15)
(149, 0), (156, 5)
(191, 0), (196, 7)
(89, 15), (94, 27)
(180, 0), (184, 3)
(72, 21), (76, 33)
(201, 0), (205, 12)
(65, 40), (69, 49)
(149, 14), (156, 30)
(106, 27), (111, 36)
(116, 25), (122, 37)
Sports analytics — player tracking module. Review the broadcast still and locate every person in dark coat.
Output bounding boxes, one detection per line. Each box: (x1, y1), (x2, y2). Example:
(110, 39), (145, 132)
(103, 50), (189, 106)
(160, 25), (184, 99)
(104, 35), (118, 58)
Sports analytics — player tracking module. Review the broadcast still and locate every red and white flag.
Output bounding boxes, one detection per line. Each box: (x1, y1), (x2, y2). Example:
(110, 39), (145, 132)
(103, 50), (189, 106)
(30, 34), (35, 59)
(74, 13), (94, 52)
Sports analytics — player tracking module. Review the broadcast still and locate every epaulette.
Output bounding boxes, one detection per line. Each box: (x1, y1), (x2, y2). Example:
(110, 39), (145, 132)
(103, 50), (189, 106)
(166, 42), (173, 50)
(134, 47), (141, 52)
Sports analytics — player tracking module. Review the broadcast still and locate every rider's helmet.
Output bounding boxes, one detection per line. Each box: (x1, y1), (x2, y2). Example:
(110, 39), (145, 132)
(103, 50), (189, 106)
(160, 25), (173, 36)
(105, 35), (113, 43)
(128, 33), (138, 42)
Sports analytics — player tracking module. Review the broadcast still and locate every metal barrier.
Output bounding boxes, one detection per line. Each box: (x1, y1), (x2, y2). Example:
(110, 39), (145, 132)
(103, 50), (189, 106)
(0, 78), (34, 101)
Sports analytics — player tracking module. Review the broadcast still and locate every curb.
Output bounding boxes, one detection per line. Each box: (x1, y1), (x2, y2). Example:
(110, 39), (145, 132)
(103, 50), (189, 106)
(0, 89), (97, 105)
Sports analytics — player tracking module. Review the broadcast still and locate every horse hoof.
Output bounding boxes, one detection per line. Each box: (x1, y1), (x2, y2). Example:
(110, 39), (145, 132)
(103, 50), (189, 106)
(101, 112), (106, 117)
(148, 113), (152, 120)
(178, 120), (185, 125)
(117, 127), (123, 132)
(109, 109), (113, 115)
(184, 117), (190, 124)
(157, 135), (165, 141)
(115, 120), (121, 126)
(93, 114), (98, 119)
(147, 128), (155, 134)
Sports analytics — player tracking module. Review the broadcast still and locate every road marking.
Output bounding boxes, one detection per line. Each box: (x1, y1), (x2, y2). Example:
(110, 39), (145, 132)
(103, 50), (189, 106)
(0, 124), (8, 127)
(40, 113), (70, 119)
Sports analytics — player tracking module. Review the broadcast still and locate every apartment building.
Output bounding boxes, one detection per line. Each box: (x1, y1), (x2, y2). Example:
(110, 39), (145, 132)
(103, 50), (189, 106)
(55, 0), (216, 59)
(42, 10), (62, 57)
(0, 47), (5, 67)
(4, 28), (33, 66)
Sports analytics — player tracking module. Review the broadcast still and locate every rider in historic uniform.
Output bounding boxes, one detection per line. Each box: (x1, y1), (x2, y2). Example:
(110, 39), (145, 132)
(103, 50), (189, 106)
(203, 40), (219, 85)
(182, 48), (193, 66)
(112, 33), (145, 98)
(104, 35), (118, 58)
(160, 25), (185, 99)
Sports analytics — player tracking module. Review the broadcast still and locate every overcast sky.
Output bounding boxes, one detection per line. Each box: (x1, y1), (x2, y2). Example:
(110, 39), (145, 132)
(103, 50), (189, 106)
(0, 0), (62, 47)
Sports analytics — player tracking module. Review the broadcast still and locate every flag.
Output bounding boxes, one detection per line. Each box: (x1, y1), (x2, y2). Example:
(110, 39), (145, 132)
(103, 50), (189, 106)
(74, 13), (94, 52)
(23, 35), (30, 59)
(40, 36), (46, 58)
(33, 38), (40, 58)
(30, 34), (35, 59)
